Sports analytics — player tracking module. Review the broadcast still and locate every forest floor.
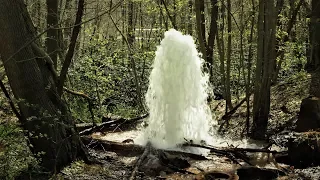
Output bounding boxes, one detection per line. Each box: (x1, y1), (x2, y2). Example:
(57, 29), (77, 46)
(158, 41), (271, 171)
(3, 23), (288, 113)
(58, 72), (320, 180)
(1, 72), (320, 179)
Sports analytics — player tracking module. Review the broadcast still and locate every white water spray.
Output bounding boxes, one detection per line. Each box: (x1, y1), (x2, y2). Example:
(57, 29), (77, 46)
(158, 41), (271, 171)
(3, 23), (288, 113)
(137, 29), (217, 149)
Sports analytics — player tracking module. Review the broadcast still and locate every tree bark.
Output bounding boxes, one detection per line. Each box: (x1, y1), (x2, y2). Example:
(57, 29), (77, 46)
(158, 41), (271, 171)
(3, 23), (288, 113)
(187, 0), (193, 35)
(0, 0), (88, 173)
(195, 0), (218, 83)
(306, 0), (320, 72)
(225, 0), (233, 110)
(46, 0), (59, 69)
(245, 0), (255, 135)
(251, 0), (277, 139)
(207, 0), (218, 81)
(195, 0), (207, 62)
(217, 2), (227, 112)
(57, 0), (84, 96)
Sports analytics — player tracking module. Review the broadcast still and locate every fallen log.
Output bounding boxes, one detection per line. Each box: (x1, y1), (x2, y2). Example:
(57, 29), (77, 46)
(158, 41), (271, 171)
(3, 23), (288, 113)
(182, 143), (286, 155)
(81, 136), (208, 160)
(81, 136), (144, 156)
(219, 97), (247, 133)
(78, 113), (149, 136)
(182, 142), (288, 167)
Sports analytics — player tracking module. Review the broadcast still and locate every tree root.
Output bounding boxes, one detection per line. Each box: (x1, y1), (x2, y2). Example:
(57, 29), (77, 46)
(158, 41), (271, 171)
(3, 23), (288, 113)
(129, 142), (151, 180)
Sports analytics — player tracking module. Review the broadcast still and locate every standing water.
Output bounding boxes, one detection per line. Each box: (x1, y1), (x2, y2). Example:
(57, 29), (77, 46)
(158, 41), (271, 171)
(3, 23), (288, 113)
(136, 29), (217, 149)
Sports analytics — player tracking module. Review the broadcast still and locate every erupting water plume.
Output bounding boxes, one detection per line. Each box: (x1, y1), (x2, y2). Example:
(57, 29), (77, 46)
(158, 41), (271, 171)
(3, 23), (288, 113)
(137, 29), (217, 149)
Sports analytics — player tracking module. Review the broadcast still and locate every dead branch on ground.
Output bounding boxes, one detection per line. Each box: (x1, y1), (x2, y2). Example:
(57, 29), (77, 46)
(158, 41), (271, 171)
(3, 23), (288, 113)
(78, 113), (149, 136)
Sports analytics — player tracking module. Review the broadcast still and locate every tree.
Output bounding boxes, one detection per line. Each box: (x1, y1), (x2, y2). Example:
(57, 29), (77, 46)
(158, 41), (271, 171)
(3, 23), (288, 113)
(187, 0), (193, 35)
(251, 0), (277, 139)
(306, 0), (320, 72)
(296, 0), (320, 132)
(216, 0), (233, 110)
(195, 0), (218, 81)
(46, 0), (59, 69)
(0, 0), (88, 174)
(225, 0), (233, 109)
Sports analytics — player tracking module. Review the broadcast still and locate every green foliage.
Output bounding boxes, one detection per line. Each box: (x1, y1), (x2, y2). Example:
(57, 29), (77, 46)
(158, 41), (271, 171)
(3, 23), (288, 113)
(65, 30), (155, 122)
(61, 160), (109, 178)
(0, 122), (38, 179)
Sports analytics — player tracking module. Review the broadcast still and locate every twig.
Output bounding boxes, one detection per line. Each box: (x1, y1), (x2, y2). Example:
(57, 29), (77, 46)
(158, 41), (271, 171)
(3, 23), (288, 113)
(63, 87), (96, 126)
(63, 87), (90, 99)
(0, 79), (22, 121)
(218, 91), (254, 132)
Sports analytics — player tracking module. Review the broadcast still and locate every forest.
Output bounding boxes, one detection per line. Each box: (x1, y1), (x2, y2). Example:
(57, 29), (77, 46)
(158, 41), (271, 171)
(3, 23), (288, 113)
(0, 0), (320, 179)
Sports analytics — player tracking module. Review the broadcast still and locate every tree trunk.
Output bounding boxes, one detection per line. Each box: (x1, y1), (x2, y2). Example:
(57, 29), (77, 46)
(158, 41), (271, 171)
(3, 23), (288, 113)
(173, 0), (177, 29)
(216, 1), (228, 113)
(0, 0), (88, 173)
(306, 0), (320, 71)
(195, 0), (218, 83)
(46, 0), (59, 69)
(195, 0), (207, 62)
(296, 0), (320, 132)
(225, 0), (233, 110)
(207, 0), (218, 82)
(251, 0), (277, 140)
(63, 0), (72, 53)
(187, 0), (193, 35)
(128, 0), (135, 48)
(245, 0), (255, 135)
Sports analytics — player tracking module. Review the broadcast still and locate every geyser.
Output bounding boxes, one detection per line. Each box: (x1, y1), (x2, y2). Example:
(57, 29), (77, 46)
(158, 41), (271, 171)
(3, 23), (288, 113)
(137, 29), (217, 149)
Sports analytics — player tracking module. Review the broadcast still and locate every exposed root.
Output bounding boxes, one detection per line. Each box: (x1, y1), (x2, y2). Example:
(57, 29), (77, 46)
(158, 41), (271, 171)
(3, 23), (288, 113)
(129, 142), (151, 180)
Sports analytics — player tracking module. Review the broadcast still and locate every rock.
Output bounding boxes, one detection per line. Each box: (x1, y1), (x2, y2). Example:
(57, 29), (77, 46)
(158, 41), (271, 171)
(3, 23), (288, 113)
(236, 166), (285, 180)
(139, 154), (169, 176)
(288, 131), (320, 168)
(296, 97), (320, 132)
(139, 149), (191, 176)
(203, 171), (238, 180)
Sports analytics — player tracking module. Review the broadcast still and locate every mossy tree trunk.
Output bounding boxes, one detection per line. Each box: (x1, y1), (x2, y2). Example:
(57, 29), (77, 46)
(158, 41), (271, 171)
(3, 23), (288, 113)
(0, 0), (88, 174)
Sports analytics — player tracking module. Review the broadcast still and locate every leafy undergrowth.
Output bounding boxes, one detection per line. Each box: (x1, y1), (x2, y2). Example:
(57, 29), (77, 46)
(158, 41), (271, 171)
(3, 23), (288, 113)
(0, 121), (38, 179)
(213, 71), (310, 139)
(58, 159), (111, 180)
